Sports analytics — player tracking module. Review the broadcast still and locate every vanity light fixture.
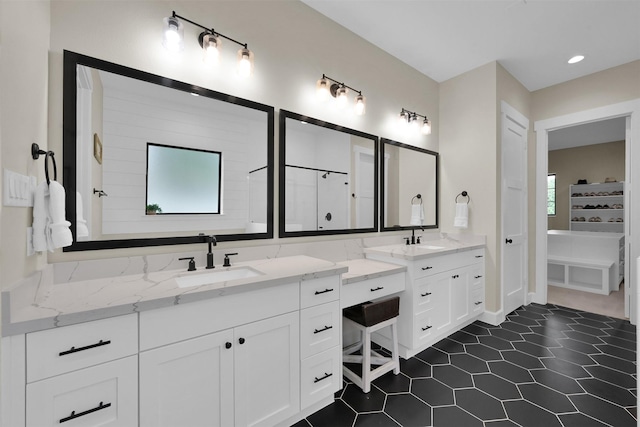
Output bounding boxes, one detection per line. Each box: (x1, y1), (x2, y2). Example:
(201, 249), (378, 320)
(163, 11), (255, 76)
(398, 108), (432, 135)
(315, 74), (366, 116)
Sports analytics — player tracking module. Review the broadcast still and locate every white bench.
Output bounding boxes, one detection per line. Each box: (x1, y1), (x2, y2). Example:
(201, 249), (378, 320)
(547, 255), (615, 295)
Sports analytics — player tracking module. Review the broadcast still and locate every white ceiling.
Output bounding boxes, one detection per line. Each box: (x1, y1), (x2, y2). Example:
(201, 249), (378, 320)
(548, 117), (627, 151)
(301, 0), (640, 92)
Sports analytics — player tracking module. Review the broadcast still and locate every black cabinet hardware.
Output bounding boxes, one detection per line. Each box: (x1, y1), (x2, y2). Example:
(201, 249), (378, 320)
(421, 292), (432, 297)
(314, 288), (334, 295)
(474, 275), (483, 279)
(314, 372), (333, 383)
(59, 339), (111, 356)
(225, 342), (232, 349)
(475, 255), (483, 258)
(370, 286), (384, 292)
(451, 274), (459, 279)
(422, 325), (432, 331)
(239, 338), (245, 344)
(60, 401), (111, 423)
(421, 266), (433, 270)
(505, 238), (513, 244)
(475, 301), (483, 305)
(314, 325), (333, 334)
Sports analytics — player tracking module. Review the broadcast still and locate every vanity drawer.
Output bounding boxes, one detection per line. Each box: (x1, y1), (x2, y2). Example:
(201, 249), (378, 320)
(471, 287), (485, 315)
(300, 346), (342, 410)
(414, 310), (436, 345)
(300, 301), (341, 359)
(26, 355), (138, 427)
(413, 249), (484, 278)
(300, 275), (340, 309)
(414, 279), (436, 314)
(26, 314), (138, 383)
(341, 272), (405, 309)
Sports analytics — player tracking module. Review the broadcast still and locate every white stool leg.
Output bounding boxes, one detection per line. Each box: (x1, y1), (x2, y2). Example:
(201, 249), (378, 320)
(391, 321), (400, 374)
(362, 327), (372, 393)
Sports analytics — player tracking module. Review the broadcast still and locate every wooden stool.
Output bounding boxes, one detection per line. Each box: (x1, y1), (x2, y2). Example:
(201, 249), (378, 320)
(342, 296), (400, 393)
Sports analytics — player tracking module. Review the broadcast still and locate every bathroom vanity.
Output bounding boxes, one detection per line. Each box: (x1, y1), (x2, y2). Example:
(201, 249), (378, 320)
(1, 256), (347, 427)
(364, 238), (486, 358)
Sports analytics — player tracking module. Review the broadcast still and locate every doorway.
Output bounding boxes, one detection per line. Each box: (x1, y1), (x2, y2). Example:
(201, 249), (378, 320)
(546, 117), (627, 319)
(534, 99), (639, 325)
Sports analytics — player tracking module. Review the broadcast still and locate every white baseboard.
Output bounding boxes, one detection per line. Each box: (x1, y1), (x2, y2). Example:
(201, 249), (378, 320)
(479, 309), (505, 326)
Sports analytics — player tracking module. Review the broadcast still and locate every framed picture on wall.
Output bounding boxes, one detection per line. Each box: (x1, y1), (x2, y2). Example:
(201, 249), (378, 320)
(93, 133), (102, 164)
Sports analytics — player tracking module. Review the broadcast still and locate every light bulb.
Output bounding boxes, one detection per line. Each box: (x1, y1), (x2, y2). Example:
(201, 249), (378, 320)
(354, 94), (366, 116)
(398, 111), (408, 125)
(162, 16), (184, 52)
(409, 114), (420, 131)
(421, 118), (432, 135)
(202, 33), (221, 64)
(316, 78), (330, 101)
(237, 48), (254, 77)
(336, 86), (349, 109)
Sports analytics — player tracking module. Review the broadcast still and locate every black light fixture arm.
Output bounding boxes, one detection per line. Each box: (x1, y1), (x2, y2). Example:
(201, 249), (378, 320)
(322, 74), (362, 95)
(172, 11), (249, 49)
(400, 107), (429, 121)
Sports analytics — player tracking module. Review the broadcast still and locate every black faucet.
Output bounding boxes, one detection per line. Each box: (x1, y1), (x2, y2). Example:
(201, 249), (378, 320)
(407, 227), (424, 245)
(223, 253), (238, 267)
(178, 257), (196, 271)
(199, 233), (217, 269)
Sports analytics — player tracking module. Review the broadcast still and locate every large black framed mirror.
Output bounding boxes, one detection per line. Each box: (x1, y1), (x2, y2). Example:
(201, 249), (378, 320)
(279, 110), (378, 237)
(380, 138), (439, 231)
(63, 50), (274, 251)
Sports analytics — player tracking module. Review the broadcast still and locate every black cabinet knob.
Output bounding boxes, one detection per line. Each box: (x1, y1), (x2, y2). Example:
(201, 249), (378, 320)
(239, 337), (245, 344)
(506, 238), (513, 244)
(225, 342), (232, 349)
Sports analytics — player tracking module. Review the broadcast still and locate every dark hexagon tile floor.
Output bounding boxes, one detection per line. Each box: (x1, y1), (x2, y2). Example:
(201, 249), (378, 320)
(296, 304), (637, 427)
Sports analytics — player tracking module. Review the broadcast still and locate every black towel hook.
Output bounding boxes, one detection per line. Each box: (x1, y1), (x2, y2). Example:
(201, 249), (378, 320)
(31, 143), (57, 185)
(411, 194), (423, 205)
(455, 190), (470, 204)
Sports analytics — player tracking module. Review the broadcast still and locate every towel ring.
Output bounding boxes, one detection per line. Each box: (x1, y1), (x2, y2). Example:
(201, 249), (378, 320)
(31, 143), (57, 185)
(411, 194), (423, 205)
(455, 191), (470, 204)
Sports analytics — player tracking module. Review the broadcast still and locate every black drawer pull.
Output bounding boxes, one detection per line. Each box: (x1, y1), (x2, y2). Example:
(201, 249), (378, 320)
(475, 275), (483, 279)
(60, 401), (111, 423)
(451, 274), (459, 279)
(422, 325), (433, 331)
(421, 292), (432, 297)
(314, 325), (333, 334)
(315, 288), (334, 295)
(475, 255), (483, 258)
(475, 301), (483, 305)
(59, 339), (111, 356)
(370, 286), (384, 292)
(421, 266), (433, 270)
(314, 372), (333, 383)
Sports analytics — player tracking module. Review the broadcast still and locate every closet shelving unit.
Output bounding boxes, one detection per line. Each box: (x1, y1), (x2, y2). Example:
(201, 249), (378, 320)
(569, 181), (624, 233)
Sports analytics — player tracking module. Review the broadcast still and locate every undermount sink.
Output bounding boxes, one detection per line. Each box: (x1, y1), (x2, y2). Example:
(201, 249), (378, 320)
(417, 245), (445, 250)
(176, 267), (264, 288)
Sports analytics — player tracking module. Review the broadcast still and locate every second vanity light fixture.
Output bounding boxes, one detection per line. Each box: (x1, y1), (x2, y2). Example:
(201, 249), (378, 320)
(398, 108), (432, 135)
(163, 11), (255, 77)
(316, 74), (366, 116)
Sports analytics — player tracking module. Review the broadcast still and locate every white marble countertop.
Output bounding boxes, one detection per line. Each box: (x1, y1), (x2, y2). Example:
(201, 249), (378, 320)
(2, 255), (347, 336)
(364, 236), (485, 261)
(337, 259), (407, 285)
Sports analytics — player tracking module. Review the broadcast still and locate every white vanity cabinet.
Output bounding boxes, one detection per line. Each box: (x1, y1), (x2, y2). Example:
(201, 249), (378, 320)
(24, 314), (139, 427)
(368, 248), (485, 358)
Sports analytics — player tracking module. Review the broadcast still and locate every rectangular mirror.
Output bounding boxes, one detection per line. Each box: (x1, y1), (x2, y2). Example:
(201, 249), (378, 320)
(381, 138), (439, 230)
(63, 51), (274, 251)
(279, 110), (378, 237)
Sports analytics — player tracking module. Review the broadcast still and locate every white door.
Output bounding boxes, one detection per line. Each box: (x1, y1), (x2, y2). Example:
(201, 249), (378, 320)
(354, 147), (375, 228)
(317, 171), (348, 230)
(139, 329), (234, 427)
(234, 312), (300, 427)
(501, 102), (529, 316)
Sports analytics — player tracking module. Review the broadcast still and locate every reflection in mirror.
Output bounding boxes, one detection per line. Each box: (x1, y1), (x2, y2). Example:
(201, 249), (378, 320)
(279, 110), (378, 237)
(381, 138), (439, 230)
(63, 51), (274, 251)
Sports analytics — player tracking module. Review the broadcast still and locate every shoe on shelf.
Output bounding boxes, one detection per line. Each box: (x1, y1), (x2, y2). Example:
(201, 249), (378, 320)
(579, 217), (586, 222)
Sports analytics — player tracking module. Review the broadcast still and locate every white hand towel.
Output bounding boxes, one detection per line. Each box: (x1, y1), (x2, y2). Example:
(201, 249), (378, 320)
(32, 181), (50, 252)
(410, 204), (424, 226)
(76, 191), (89, 238)
(454, 202), (468, 229)
(48, 181), (73, 249)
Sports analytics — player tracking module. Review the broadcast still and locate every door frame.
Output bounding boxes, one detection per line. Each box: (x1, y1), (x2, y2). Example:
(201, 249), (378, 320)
(533, 98), (640, 324)
(500, 101), (529, 319)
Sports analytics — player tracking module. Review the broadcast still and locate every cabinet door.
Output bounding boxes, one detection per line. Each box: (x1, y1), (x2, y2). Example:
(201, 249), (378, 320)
(26, 356), (137, 427)
(234, 311), (300, 427)
(139, 329), (234, 427)
(451, 267), (471, 323)
(426, 272), (452, 334)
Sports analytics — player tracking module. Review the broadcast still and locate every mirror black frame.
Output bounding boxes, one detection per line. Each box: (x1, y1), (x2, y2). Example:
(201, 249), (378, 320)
(279, 110), (379, 238)
(62, 50), (275, 251)
(380, 138), (439, 232)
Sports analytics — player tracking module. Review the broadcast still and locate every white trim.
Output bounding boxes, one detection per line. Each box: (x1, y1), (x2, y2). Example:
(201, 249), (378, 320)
(534, 98), (640, 325)
(479, 309), (505, 327)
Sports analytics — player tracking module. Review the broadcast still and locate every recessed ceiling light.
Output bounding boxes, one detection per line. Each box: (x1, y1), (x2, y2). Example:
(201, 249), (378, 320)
(568, 55), (585, 64)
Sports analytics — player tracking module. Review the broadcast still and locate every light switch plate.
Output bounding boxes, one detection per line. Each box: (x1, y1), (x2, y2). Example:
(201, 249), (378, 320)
(3, 169), (35, 207)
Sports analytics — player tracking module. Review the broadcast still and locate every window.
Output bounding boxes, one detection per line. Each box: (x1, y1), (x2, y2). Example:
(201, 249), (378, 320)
(547, 173), (556, 216)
